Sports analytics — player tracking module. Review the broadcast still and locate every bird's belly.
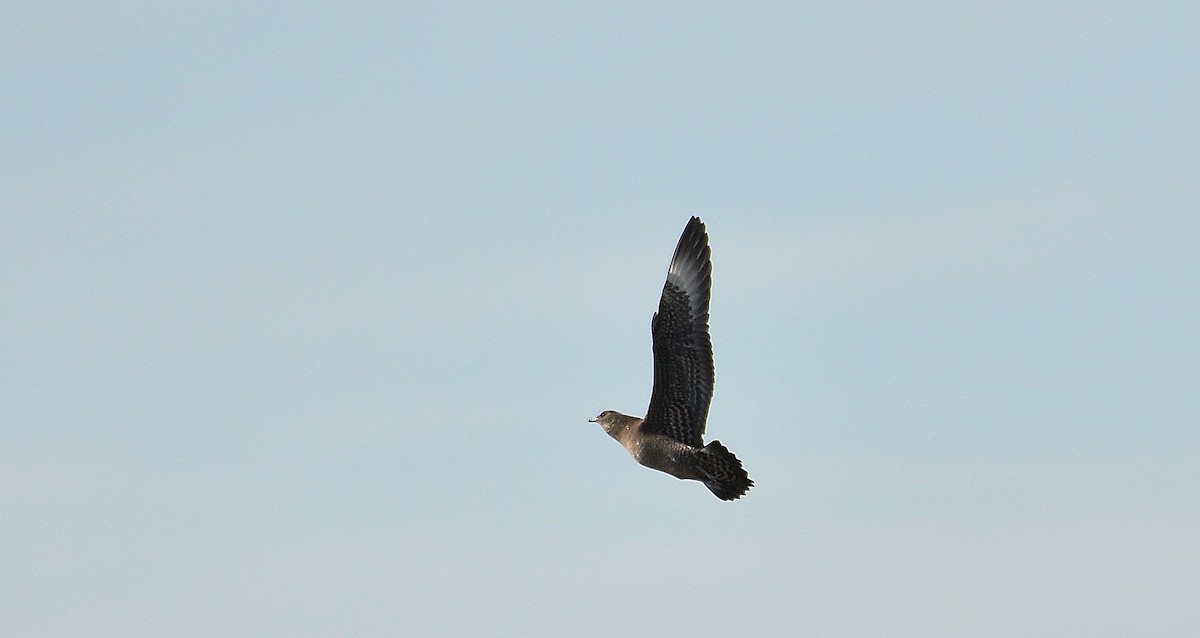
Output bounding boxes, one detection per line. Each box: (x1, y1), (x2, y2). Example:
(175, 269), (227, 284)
(629, 437), (701, 480)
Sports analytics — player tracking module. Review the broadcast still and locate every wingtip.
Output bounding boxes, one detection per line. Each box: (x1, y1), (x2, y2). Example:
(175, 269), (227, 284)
(666, 216), (712, 313)
(681, 216), (707, 245)
(669, 217), (710, 268)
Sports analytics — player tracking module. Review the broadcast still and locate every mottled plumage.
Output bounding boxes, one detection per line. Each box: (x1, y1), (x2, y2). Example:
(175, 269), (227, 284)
(590, 217), (752, 501)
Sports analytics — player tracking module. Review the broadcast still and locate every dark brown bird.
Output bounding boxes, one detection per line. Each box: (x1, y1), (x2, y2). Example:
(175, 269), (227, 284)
(590, 217), (752, 501)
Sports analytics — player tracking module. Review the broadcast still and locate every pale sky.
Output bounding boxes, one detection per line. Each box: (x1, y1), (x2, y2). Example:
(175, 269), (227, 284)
(3, 3), (1198, 636)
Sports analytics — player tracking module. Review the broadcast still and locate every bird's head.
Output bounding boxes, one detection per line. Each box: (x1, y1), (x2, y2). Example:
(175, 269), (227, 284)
(589, 410), (633, 437)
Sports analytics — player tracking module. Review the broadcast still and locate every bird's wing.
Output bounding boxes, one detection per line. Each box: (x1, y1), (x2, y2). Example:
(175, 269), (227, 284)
(641, 217), (714, 448)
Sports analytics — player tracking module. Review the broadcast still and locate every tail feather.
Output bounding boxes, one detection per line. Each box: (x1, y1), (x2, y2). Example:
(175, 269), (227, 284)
(698, 440), (753, 501)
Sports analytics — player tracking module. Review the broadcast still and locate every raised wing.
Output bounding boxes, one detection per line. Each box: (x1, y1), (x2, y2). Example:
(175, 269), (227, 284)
(641, 217), (714, 448)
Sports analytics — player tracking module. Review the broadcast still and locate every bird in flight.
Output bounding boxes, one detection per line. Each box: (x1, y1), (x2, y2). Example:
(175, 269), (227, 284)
(590, 217), (752, 501)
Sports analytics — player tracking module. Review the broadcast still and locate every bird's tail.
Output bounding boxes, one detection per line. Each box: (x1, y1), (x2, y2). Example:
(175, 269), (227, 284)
(698, 441), (753, 501)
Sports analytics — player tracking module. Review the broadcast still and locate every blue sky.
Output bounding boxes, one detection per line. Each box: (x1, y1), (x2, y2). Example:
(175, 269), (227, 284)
(3, 2), (1197, 636)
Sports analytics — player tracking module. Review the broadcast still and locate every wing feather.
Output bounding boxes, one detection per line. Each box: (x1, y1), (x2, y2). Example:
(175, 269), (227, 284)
(642, 217), (714, 447)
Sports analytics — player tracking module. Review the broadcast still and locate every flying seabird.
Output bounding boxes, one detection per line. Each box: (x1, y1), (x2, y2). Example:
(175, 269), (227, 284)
(590, 216), (753, 501)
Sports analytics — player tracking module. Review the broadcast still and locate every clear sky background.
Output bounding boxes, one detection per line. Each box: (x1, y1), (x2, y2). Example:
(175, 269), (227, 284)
(3, 3), (1197, 636)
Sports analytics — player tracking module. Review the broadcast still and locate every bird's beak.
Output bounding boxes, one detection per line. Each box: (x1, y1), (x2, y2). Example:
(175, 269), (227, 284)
(587, 417), (597, 423)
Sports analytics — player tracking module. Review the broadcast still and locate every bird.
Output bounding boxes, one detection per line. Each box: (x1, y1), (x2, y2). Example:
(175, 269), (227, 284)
(589, 216), (752, 501)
